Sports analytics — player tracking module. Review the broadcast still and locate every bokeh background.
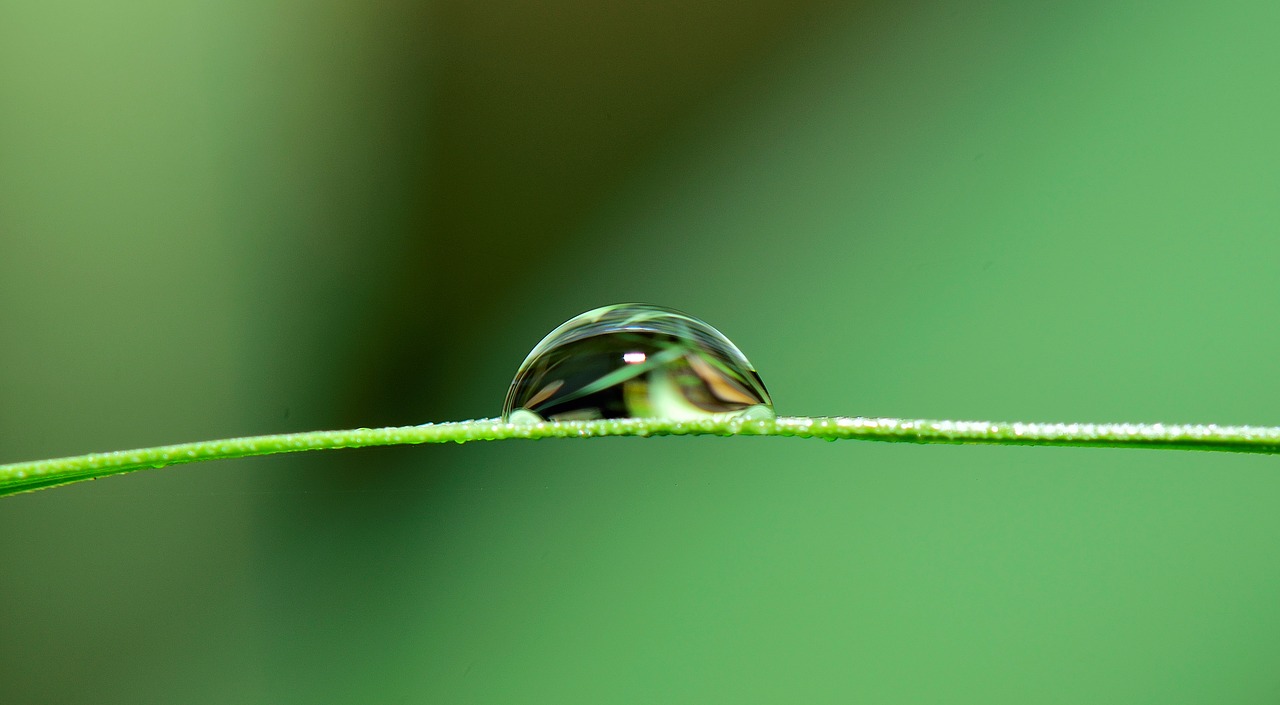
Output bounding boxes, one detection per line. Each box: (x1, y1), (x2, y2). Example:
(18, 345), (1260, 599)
(3, 1), (1280, 702)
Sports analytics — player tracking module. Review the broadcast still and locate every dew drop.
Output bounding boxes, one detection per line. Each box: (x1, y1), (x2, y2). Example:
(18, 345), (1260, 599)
(503, 303), (774, 423)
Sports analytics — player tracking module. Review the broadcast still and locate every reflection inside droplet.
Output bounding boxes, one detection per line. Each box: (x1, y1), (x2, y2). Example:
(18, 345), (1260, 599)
(502, 303), (774, 423)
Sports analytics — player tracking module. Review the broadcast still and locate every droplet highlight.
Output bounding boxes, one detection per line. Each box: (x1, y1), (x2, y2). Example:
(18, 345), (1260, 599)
(503, 303), (774, 423)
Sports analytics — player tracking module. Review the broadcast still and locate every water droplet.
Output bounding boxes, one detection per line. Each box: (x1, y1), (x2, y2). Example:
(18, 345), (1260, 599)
(503, 303), (774, 423)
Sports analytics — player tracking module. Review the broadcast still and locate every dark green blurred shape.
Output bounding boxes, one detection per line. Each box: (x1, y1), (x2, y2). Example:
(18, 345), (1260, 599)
(3, 1), (1280, 703)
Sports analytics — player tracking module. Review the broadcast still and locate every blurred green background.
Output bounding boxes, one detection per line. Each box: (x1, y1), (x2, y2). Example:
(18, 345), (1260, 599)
(3, 1), (1280, 702)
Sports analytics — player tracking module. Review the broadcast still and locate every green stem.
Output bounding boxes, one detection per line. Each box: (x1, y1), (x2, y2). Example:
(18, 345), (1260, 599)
(3, 416), (1278, 497)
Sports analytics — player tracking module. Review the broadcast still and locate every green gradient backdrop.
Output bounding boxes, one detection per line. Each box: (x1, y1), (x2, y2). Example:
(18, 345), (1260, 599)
(3, 1), (1280, 703)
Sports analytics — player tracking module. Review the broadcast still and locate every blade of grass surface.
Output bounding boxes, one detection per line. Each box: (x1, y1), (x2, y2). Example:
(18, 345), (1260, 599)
(3, 416), (1279, 497)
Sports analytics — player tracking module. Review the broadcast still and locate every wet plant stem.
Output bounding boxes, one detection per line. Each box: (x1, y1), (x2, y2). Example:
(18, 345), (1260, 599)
(3, 416), (1278, 497)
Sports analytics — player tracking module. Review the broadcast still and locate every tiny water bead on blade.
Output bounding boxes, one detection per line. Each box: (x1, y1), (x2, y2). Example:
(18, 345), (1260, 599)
(502, 303), (774, 423)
